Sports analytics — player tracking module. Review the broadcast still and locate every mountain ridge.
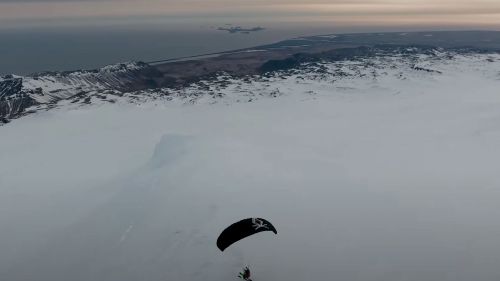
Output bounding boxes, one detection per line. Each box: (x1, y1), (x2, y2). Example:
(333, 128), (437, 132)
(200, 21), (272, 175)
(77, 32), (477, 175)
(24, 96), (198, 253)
(2, 31), (500, 124)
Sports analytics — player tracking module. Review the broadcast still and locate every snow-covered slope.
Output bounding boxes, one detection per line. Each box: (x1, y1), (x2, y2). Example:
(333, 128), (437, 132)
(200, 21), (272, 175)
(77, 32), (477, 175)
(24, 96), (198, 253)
(1, 52), (500, 281)
(0, 62), (160, 121)
(2, 44), (498, 124)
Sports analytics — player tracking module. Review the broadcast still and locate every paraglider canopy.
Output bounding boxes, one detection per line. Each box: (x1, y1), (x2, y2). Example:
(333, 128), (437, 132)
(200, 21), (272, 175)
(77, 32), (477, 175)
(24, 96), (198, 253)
(217, 218), (277, 252)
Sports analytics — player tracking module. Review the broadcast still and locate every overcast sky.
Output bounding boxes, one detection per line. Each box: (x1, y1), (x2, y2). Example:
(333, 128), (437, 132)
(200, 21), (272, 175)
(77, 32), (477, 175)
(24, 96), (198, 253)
(1, 0), (500, 29)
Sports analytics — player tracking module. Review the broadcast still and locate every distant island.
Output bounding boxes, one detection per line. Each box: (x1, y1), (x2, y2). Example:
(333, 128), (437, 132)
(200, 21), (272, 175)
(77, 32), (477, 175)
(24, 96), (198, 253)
(217, 26), (265, 34)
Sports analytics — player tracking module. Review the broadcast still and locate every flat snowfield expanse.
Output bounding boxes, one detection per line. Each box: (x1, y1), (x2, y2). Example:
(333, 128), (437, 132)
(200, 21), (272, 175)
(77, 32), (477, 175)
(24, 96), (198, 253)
(1, 54), (500, 281)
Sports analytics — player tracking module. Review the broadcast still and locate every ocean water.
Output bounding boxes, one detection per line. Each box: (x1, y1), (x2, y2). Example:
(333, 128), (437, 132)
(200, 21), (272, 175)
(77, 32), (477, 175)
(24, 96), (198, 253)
(0, 23), (343, 75)
(2, 13), (494, 76)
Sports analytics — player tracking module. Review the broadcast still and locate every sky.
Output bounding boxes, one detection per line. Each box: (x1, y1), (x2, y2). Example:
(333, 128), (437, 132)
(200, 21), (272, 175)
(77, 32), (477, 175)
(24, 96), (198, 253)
(1, 0), (500, 29)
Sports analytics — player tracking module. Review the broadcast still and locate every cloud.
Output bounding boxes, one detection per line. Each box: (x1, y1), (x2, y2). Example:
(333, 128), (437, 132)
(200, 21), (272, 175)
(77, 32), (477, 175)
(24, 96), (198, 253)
(0, 0), (499, 28)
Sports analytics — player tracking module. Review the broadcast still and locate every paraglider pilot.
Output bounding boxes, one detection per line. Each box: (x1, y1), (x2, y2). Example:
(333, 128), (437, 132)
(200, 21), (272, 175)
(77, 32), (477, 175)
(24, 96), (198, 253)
(238, 266), (252, 281)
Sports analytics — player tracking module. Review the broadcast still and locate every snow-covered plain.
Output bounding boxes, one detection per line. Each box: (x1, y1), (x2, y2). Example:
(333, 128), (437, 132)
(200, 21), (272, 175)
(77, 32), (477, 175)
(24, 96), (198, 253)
(1, 53), (500, 281)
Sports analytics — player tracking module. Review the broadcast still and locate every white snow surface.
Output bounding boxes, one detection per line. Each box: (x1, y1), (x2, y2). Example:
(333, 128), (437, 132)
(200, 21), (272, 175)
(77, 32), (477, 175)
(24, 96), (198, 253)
(1, 53), (500, 281)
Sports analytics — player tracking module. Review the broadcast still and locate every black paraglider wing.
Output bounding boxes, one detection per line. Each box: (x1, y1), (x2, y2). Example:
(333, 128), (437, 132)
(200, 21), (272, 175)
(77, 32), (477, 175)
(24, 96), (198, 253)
(217, 218), (277, 251)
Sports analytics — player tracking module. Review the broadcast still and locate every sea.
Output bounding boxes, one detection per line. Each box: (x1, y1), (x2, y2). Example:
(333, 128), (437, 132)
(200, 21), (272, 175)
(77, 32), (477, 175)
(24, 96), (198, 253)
(0, 20), (353, 76)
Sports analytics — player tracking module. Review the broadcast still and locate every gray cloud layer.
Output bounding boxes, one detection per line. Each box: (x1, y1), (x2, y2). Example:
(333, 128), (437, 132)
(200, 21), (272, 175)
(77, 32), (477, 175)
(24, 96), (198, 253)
(1, 0), (499, 28)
